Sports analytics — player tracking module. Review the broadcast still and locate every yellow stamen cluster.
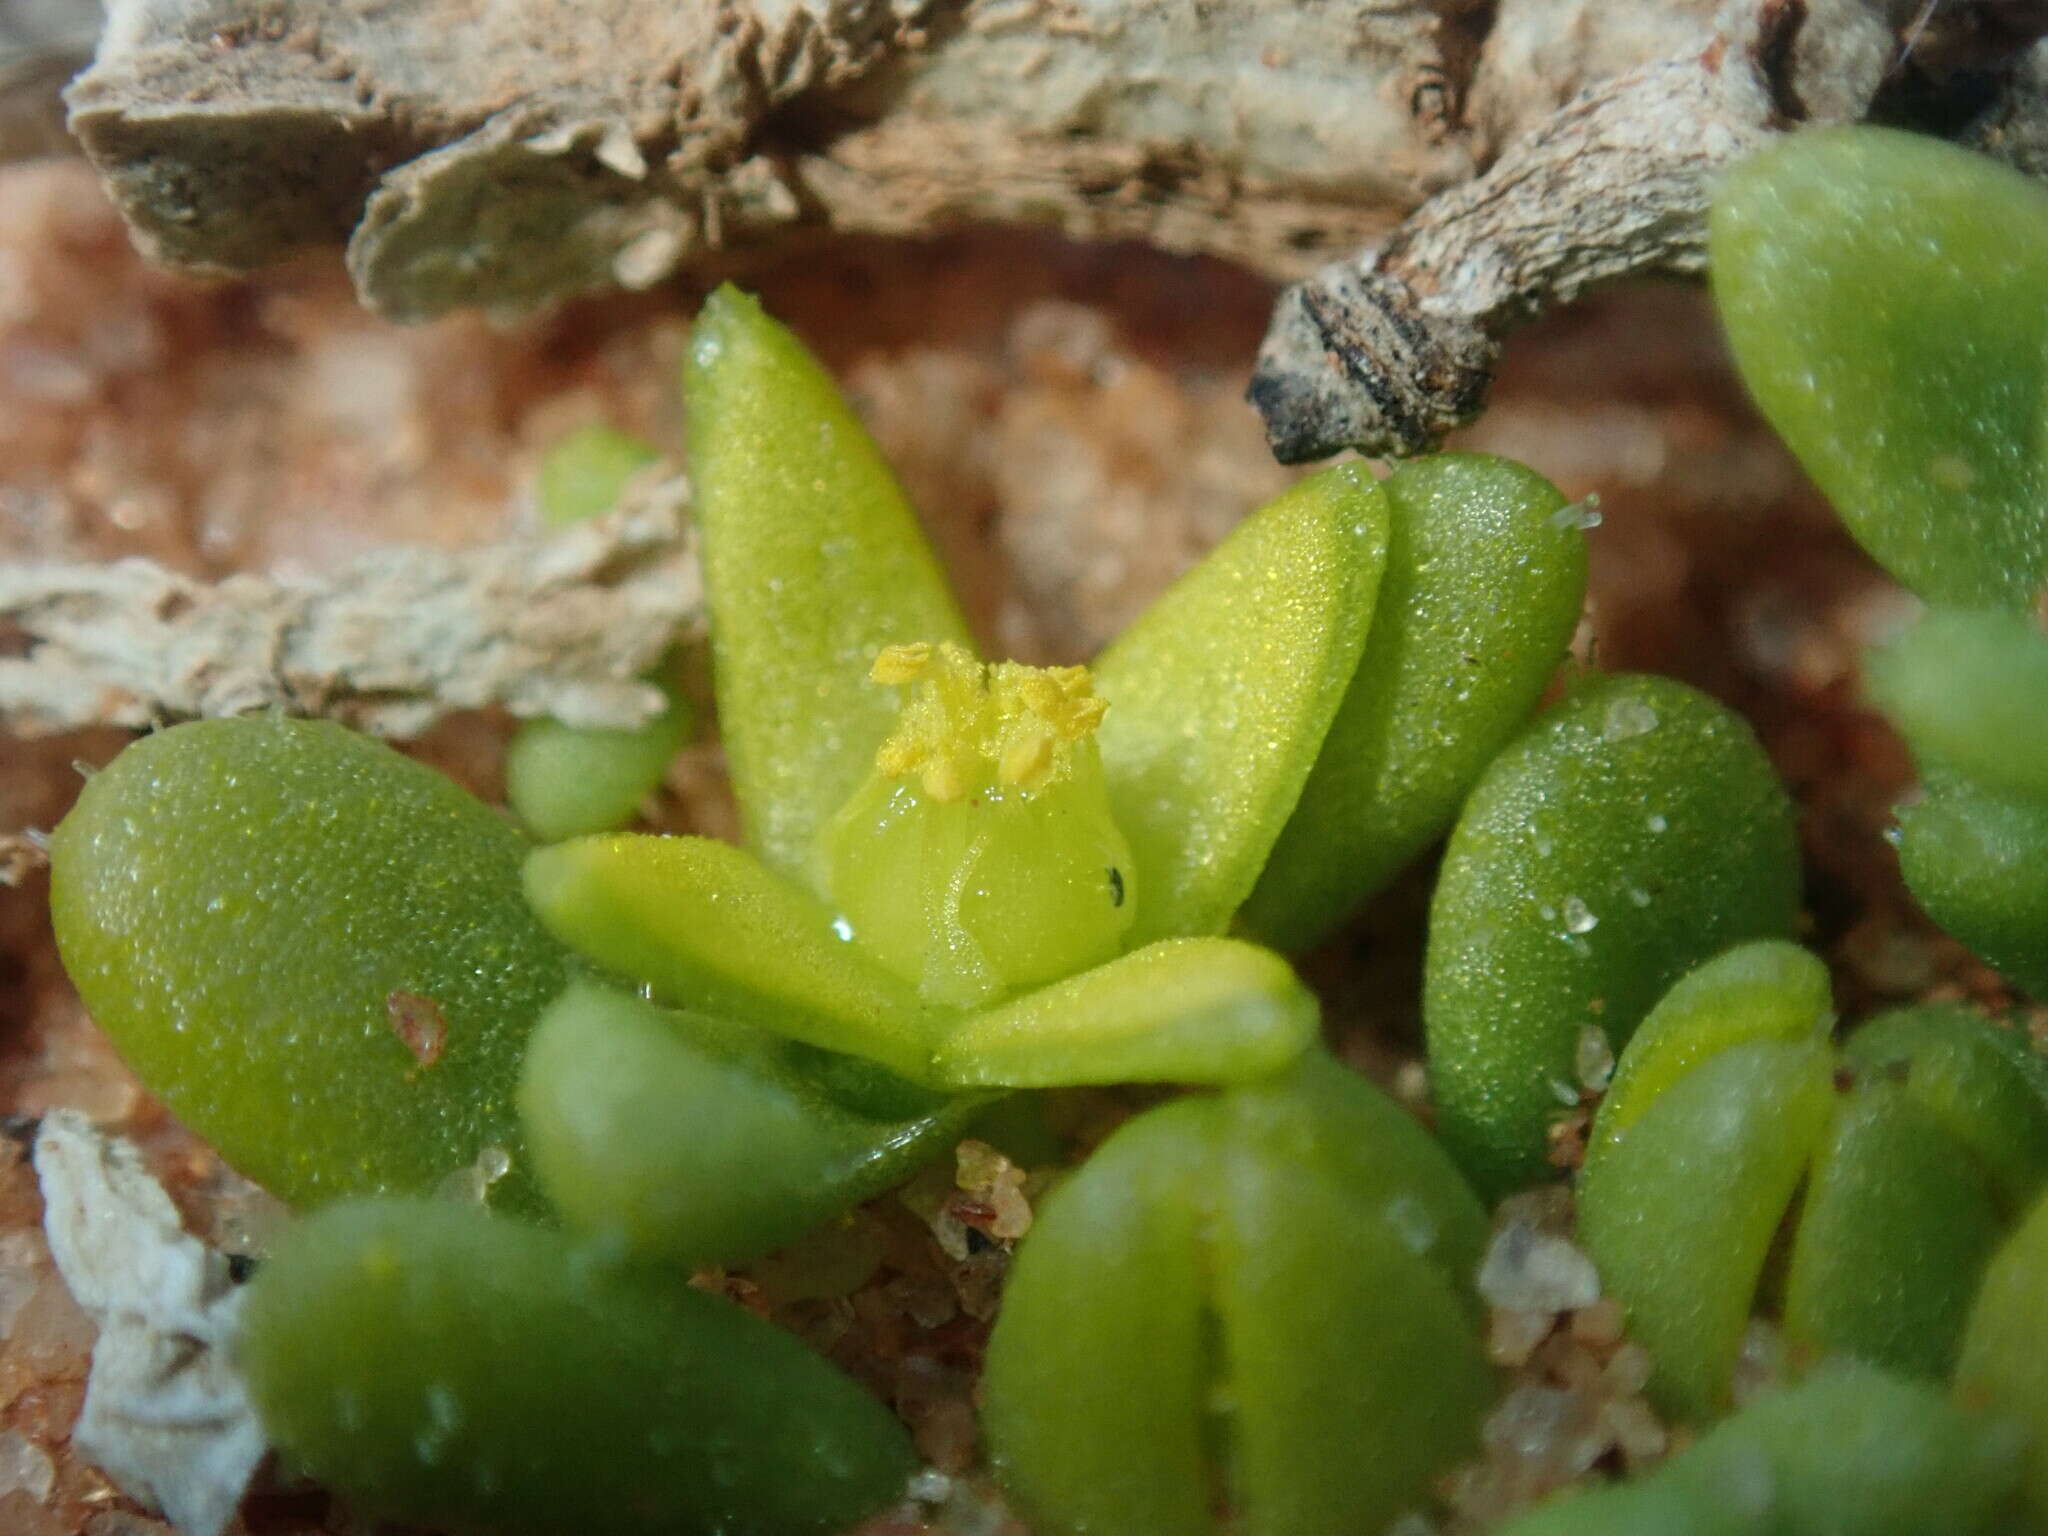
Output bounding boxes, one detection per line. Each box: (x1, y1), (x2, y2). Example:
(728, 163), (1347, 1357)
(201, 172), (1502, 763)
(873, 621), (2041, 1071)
(871, 642), (1107, 803)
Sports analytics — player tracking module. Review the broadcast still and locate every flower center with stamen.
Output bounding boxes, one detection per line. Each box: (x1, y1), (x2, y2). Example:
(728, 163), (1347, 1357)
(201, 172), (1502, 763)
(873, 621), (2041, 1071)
(822, 643), (1136, 1008)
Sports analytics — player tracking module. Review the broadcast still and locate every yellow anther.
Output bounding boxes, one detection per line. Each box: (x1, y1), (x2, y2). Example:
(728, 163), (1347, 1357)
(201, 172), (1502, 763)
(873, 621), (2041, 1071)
(923, 756), (969, 803)
(999, 730), (1055, 788)
(871, 642), (933, 685)
(869, 643), (1109, 800)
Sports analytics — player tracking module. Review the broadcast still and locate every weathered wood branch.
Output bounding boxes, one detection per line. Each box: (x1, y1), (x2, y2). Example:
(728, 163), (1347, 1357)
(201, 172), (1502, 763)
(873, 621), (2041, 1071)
(0, 480), (699, 740)
(65, 0), (1487, 322)
(49, 0), (2048, 458)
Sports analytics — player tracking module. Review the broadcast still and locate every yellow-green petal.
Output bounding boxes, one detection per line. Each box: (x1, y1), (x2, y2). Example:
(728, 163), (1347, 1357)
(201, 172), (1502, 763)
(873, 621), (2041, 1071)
(1094, 462), (1389, 945)
(523, 833), (942, 1082)
(930, 938), (1318, 1089)
(683, 286), (972, 888)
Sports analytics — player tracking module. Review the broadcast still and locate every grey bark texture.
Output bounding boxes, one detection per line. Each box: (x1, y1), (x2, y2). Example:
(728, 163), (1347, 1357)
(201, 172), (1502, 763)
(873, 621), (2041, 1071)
(58, 0), (2048, 462)
(0, 480), (698, 739)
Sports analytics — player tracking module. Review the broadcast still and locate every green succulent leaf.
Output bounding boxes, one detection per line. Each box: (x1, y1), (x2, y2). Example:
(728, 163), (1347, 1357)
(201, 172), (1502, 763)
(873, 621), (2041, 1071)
(684, 285), (973, 889)
(930, 937), (1318, 1089)
(1896, 768), (2048, 999)
(1782, 1081), (2003, 1380)
(1228, 1049), (1491, 1289)
(1094, 462), (1389, 946)
(1590, 939), (1831, 1157)
(1497, 1362), (2026, 1536)
(506, 688), (693, 844)
(984, 1094), (1220, 1536)
(1243, 452), (1587, 951)
(1866, 607), (2048, 806)
(1957, 1188), (2048, 1525)
(984, 1058), (1489, 1536)
(238, 1198), (919, 1536)
(1711, 127), (2048, 607)
(1586, 971), (2048, 1412)
(534, 422), (660, 528)
(518, 979), (971, 1265)
(49, 717), (568, 1212)
(1578, 1038), (1836, 1420)
(1425, 673), (1802, 1196)
(1843, 1004), (2048, 1216)
(523, 833), (943, 1083)
(1209, 1111), (1493, 1535)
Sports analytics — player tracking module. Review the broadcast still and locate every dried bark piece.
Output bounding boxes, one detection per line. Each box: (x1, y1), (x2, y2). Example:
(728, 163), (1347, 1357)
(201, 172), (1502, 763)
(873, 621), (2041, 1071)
(33, 1110), (266, 1536)
(0, 480), (700, 739)
(65, 0), (1479, 323)
(1250, 1), (1879, 462)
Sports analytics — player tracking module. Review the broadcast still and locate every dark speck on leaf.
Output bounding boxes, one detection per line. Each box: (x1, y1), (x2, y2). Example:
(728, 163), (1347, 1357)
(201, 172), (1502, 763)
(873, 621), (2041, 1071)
(1107, 867), (1125, 907)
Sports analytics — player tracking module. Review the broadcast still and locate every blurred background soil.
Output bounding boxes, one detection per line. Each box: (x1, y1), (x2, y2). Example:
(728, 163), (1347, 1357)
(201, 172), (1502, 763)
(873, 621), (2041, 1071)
(0, 149), (2012, 1534)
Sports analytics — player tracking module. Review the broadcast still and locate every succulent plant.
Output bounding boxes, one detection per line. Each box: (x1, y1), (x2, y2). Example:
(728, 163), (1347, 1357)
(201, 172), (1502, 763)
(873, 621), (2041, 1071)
(45, 287), (1601, 1532)
(50, 715), (572, 1213)
(48, 116), (2048, 1533)
(236, 1198), (919, 1535)
(1714, 126), (2048, 1014)
(1424, 674), (1801, 1198)
(503, 421), (695, 844)
(1577, 942), (2048, 1418)
(982, 1052), (1494, 1536)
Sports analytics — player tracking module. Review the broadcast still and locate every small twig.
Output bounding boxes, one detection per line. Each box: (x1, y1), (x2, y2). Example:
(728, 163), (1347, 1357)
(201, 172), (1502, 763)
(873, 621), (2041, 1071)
(1249, 2), (1822, 462)
(0, 477), (701, 740)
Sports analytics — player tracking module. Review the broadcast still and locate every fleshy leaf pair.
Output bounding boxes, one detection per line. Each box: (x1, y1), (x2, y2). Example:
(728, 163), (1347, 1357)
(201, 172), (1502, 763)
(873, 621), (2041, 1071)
(1577, 942), (2048, 1420)
(238, 1198), (919, 1536)
(982, 1053), (1494, 1536)
(1714, 128), (2048, 1006)
(523, 287), (1387, 1096)
(1424, 673), (1802, 1197)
